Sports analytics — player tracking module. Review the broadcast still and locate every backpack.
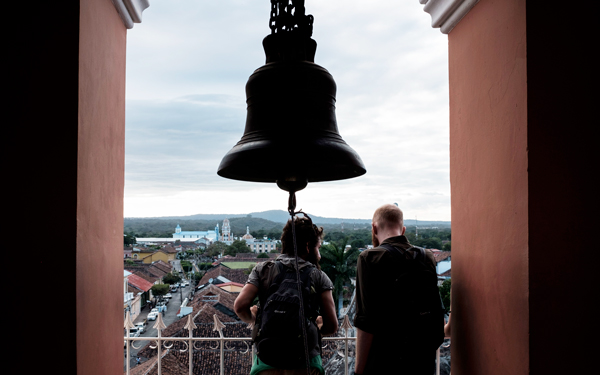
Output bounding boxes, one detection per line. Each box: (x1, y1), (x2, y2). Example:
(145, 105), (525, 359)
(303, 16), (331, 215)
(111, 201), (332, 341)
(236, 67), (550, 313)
(380, 243), (445, 351)
(254, 260), (319, 369)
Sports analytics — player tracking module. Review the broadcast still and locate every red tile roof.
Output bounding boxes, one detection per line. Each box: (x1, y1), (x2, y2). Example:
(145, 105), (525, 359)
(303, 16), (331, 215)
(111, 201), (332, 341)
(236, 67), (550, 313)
(433, 251), (451, 263)
(127, 274), (154, 292)
(133, 271), (158, 284)
(152, 260), (172, 274)
(199, 264), (248, 285)
(163, 245), (179, 253)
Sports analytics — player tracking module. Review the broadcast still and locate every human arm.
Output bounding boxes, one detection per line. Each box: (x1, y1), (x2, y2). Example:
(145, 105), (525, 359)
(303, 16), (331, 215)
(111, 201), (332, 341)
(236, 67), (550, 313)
(444, 312), (451, 337)
(318, 289), (338, 336)
(355, 327), (374, 375)
(353, 251), (377, 374)
(233, 283), (259, 324)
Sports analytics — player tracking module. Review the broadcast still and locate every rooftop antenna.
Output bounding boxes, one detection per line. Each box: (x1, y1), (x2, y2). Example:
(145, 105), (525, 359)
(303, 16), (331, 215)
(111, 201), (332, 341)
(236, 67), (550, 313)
(415, 215), (418, 238)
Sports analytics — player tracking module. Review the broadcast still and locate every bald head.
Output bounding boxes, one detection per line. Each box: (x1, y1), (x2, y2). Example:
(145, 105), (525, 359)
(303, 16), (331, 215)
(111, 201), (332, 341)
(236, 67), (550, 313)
(371, 204), (406, 247)
(373, 204), (404, 231)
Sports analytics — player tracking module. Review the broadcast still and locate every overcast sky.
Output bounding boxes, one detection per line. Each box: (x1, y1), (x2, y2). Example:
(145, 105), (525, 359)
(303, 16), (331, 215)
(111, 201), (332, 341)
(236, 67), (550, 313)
(124, 0), (450, 221)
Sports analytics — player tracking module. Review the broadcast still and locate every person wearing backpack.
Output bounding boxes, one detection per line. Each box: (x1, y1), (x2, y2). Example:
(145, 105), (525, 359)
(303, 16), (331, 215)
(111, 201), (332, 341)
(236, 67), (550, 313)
(354, 204), (445, 375)
(234, 214), (338, 375)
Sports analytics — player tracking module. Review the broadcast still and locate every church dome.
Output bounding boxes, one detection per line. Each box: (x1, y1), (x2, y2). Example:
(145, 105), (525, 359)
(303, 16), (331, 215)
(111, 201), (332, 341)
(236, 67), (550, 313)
(241, 226), (253, 240)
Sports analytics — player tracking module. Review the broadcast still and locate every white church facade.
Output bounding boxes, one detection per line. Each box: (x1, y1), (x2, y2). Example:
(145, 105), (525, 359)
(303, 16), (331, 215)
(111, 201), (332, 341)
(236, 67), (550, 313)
(173, 223), (220, 242)
(157, 220), (279, 252)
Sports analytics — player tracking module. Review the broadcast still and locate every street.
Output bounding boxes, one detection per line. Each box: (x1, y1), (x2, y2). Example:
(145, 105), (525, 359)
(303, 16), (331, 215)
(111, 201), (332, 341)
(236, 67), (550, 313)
(124, 280), (193, 371)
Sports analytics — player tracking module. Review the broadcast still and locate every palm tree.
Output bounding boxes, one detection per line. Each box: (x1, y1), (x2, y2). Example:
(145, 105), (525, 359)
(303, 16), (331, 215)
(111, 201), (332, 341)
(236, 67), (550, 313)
(319, 240), (359, 316)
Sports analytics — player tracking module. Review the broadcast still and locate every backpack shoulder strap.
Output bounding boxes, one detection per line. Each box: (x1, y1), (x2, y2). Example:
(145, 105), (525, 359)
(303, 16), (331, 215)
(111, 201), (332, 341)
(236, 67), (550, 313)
(380, 243), (426, 261)
(266, 260), (286, 288)
(380, 243), (408, 258)
(410, 245), (426, 262)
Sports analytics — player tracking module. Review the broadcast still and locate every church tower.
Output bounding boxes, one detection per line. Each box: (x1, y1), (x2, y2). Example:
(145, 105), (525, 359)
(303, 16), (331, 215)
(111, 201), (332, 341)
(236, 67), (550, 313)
(221, 219), (231, 242)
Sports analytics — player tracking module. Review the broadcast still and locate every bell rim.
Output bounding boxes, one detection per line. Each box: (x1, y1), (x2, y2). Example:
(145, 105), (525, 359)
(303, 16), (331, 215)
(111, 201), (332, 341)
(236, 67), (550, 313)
(217, 136), (366, 184)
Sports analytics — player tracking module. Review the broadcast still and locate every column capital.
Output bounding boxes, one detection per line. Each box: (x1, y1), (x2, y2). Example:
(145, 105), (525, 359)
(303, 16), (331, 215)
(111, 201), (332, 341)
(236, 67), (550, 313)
(419, 0), (480, 34)
(111, 0), (150, 29)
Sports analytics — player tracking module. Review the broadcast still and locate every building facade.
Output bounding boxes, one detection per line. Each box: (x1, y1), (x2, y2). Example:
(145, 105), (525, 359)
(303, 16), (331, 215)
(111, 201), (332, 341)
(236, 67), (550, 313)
(173, 223), (219, 241)
(241, 226), (278, 253)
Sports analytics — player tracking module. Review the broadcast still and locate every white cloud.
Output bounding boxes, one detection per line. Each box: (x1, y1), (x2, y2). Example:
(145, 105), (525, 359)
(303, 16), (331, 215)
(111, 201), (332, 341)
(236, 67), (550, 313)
(124, 1), (450, 221)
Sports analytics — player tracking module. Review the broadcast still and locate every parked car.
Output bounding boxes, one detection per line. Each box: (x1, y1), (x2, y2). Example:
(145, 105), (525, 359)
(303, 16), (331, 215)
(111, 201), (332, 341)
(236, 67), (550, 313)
(135, 321), (146, 334)
(181, 281), (189, 287)
(129, 327), (141, 337)
(164, 293), (172, 299)
(147, 308), (159, 321)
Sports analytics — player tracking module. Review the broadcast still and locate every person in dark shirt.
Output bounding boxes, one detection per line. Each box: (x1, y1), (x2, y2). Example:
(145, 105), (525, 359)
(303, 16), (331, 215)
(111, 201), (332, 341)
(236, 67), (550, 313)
(354, 204), (439, 375)
(234, 214), (338, 375)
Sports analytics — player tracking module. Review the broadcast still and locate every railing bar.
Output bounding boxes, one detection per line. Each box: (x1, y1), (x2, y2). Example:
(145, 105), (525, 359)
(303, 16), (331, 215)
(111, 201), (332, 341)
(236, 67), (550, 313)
(126, 336), (361, 342)
(124, 336), (362, 373)
(436, 347), (441, 375)
(124, 334), (451, 375)
(126, 335), (130, 375)
(189, 336), (193, 375)
(344, 329), (349, 375)
(157, 338), (161, 375)
(220, 337), (225, 375)
(126, 337), (367, 343)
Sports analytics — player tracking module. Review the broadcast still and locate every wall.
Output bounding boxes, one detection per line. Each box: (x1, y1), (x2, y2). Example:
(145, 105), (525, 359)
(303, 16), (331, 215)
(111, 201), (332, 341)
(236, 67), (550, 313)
(525, 2), (595, 373)
(448, 0), (529, 374)
(448, 0), (596, 374)
(16, 1), (126, 373)
(142, 251), (171, 264)
(77, 0), (126, 373)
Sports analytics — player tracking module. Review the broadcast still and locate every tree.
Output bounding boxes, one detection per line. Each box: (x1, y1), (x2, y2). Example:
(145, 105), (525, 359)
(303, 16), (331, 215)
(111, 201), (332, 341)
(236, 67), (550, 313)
(267, 229), (282, 240)
(206, 241), (228, 257)
(350, 238), (365, 250)
(151, 284), (169, 297)
(225, 239), (252, 256)
(124, 234), (136, 246)
(414, 237), (443, 249)
(251, 229), (266, 239)
(181, 260), (193, 272)
(163, 272), (181, 285)
(198, 262), (214, 271)
(319, 240), (359, 316)
(439, 278), (451, 313)
(442, 241), (451, 252)
(257, 252), (269, 258)
(189, 272), (204, 286)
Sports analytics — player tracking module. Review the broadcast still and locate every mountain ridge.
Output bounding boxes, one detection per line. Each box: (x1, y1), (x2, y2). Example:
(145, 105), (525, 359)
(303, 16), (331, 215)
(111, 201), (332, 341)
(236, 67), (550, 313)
(126, 209), (450, 227)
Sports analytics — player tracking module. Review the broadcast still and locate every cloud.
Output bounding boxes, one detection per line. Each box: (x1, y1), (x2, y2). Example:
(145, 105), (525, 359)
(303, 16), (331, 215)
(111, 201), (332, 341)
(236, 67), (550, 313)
(124, 0), (450, 221)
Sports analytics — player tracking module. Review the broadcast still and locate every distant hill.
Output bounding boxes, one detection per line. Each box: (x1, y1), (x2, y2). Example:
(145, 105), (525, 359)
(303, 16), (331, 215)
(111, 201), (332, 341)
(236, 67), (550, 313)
(125, 210), (450, 235)
(131, 210), (374, 224)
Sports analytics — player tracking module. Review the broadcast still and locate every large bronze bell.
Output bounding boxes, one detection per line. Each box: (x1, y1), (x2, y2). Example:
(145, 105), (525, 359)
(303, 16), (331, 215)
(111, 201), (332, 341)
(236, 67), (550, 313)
(217, 2), (366, 193)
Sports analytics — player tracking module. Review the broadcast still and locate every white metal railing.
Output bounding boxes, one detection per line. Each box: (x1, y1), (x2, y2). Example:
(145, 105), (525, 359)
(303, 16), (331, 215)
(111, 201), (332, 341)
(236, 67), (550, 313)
(124, 312), (448, 375)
